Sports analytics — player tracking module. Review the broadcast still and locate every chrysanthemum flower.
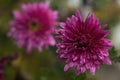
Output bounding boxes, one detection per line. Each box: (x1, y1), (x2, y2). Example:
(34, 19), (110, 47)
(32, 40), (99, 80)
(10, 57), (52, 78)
(0, 56), (7, 80)
(8, 1), (58, 52)
(0, 53), (18, 80)
(56, 10), (112, 75)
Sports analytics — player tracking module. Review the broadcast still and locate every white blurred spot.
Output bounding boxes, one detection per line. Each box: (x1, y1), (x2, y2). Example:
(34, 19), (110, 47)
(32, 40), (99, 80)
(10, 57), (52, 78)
(116, 0), (120, 6)
(67, 0), (81, 8)
(112, 21), (120, 51)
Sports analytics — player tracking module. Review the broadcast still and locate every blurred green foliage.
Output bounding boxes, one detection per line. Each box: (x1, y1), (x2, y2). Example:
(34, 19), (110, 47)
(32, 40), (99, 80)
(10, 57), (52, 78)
(0, 0), (120, 80)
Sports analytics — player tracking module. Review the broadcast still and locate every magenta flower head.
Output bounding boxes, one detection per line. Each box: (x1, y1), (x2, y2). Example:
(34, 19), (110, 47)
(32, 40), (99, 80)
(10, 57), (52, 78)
(0, 56), (7, 80)
(56, 10), (112, 75)
(8, 1), (58, 53)
(0, 53), (18, 80)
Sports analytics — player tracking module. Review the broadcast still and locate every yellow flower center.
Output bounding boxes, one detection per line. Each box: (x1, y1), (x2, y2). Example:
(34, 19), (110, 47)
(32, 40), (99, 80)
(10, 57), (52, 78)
(29, 22), (39, 32)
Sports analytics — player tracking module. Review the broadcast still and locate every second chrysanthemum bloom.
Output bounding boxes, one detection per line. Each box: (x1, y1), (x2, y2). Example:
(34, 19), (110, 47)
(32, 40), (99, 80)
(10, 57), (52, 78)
(8, 1), (58, 53)
(56, 10), (112, 75)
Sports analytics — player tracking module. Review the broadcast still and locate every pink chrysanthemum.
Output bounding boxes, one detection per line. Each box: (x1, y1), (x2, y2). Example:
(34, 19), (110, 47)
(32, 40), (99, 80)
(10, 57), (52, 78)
(0, 53), (18, 80)
(56, 10), (112, 75)
(8, 1), (58, 52)
(0, 56), (7, 80)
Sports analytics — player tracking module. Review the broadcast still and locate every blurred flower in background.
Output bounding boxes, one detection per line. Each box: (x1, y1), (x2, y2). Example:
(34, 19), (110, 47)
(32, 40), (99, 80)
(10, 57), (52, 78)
(8, 1), (58, 53)
(0, 0), (120, 80)
(0, 55), (7, 80)
(0, 53), (18, 80)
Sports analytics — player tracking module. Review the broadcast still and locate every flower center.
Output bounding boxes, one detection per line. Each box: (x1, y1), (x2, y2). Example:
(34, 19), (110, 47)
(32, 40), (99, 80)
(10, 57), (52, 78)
(29, 21), (39, 32)
(74, 40), (86, 49)
(74, 34), (91, 49)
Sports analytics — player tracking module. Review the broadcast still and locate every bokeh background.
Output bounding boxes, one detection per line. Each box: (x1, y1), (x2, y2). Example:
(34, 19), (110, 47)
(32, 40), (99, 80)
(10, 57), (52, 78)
(0, 0), (120, 80)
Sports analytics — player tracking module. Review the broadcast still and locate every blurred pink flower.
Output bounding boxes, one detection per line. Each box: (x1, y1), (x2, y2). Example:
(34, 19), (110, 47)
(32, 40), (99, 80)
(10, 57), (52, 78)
(8, 1), (58, 53)
(0, 53), (18, 80)
(56, 10), (112, 75)
(0, 56), (7, 80)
